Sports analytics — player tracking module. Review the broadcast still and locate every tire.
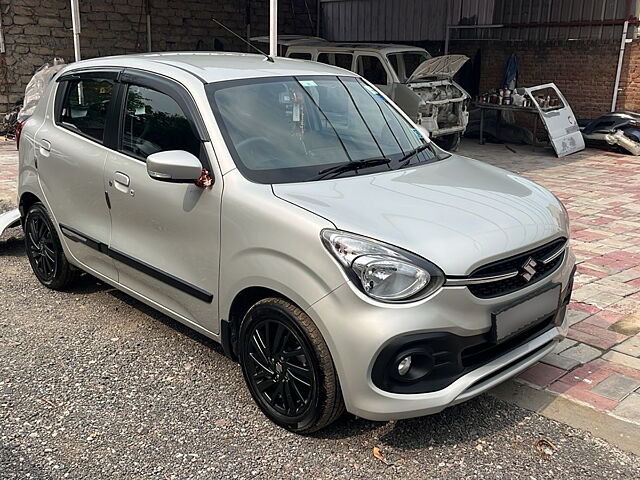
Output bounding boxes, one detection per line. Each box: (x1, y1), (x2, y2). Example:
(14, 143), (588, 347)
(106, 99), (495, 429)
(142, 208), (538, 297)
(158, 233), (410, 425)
(238, 298), (345, 433)
(434, 132), (461, 152)
(24, 203), (79, 289)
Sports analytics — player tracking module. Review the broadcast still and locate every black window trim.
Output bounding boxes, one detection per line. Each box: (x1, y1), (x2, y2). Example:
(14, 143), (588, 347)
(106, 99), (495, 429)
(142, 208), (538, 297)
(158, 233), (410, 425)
(54, 67), (212, 170)
(114, 69), (212, 170)
(54, 69), (122, 147)
(120, 69), (209, 142)
(288, 51), (313, 60)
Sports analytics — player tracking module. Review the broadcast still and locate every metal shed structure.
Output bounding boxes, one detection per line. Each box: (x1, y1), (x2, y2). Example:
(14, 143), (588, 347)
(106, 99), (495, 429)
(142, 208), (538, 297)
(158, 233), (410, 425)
(320, 0), (640, 42)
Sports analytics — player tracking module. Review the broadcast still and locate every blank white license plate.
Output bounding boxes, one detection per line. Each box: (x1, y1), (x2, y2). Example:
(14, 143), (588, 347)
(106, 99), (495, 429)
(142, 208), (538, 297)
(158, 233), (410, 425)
(492, 285), (561, 342)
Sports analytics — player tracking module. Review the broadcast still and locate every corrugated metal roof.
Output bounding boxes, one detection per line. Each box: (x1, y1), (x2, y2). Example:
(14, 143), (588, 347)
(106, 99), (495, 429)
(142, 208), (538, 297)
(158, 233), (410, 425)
(320, 0), (637, 41)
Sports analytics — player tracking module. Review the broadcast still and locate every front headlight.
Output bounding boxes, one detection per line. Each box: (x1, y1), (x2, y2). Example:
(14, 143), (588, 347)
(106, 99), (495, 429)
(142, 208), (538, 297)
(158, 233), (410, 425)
(321, 229), (444, 303)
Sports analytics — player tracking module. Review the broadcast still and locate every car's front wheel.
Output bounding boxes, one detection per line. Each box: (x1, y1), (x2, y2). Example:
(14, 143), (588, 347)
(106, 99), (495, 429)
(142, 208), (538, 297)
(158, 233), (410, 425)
(238, 298), (344, 433)
(24, 203), (79, 289)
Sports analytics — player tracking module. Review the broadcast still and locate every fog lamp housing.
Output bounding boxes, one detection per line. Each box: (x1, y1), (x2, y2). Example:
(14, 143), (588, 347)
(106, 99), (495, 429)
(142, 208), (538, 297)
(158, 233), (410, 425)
(391, 349), (434, 383)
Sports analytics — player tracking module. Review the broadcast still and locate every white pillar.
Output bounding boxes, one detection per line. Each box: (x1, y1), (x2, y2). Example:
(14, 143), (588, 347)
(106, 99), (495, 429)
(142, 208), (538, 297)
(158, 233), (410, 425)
(146, 12), (152, 52)
(269, 0), (277, 57)
(70, 0), (81, 61)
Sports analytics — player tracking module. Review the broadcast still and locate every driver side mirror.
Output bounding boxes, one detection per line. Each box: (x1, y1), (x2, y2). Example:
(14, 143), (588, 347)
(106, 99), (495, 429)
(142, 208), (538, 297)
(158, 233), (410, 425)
(147, 150), (203, 183)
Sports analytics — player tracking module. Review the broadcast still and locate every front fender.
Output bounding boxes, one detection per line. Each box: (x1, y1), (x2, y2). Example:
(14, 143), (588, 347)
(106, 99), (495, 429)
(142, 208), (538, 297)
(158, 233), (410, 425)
(218, 170), (345, 325)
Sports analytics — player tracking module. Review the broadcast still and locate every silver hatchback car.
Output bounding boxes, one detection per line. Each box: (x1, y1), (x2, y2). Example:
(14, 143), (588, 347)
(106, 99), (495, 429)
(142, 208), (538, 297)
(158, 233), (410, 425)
(18, 53), (575, 433)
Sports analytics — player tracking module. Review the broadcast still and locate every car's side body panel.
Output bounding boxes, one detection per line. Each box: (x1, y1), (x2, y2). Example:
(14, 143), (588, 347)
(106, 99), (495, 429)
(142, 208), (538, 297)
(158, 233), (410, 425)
(35, 78), (118, 281)
(217, 169), (345, 325)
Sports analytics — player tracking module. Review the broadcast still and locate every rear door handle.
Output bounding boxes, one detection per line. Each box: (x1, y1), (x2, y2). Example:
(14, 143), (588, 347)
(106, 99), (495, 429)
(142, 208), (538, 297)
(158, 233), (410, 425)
(113, 171), (130, 187)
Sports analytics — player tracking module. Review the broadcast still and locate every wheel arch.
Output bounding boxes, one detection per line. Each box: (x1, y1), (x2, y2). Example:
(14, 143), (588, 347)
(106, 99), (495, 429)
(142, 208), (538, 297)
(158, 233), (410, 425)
(19, 191), (42, 219)
(221, 285), (301, 361)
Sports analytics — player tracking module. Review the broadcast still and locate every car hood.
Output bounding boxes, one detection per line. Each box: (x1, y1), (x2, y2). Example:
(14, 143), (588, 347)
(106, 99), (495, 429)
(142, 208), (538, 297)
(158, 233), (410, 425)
(272, 155), (567, 275)
(406, 54), (469, 82)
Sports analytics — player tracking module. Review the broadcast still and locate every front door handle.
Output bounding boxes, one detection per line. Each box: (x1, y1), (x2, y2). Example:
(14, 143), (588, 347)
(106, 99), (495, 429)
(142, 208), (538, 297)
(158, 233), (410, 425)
(113, 171), (130, 187)
(39, 139), (52, 158)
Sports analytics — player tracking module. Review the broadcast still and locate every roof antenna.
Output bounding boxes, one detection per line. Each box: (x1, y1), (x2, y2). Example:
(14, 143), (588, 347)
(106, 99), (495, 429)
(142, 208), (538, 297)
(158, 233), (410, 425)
(211, 17), (275, 63)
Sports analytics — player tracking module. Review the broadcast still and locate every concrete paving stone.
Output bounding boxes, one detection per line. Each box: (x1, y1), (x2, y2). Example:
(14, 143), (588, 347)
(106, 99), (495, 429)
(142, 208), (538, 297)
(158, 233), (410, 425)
(541, 352), (580, 371)
(548, 380), (620, 412)
(608, 298), (640, 315)
(611, 268), (640, 283)
(583, 291), (625, 309)
(516, 362), (566, 389)
(590, 373), (640, 401)
(553, 338), (577, 354)
(568, 301), (601, 315)
(602, 351), (640, 371)
(592, 278), (640, 296)
(576, 263), (611, 277)
(571, 322), (628, 346)
(560, 343), (602, 364)
(609, 312), (640, 336)
(565, 308), (590, 326)
(582, 311), (625, 328)
(567, 327), (622, 350)
(612, 393), (640, 423)
(613, 335), (640, 357)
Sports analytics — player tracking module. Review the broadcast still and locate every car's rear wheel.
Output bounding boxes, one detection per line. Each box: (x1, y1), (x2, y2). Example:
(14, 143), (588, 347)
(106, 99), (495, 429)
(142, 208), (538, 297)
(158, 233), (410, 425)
(238, 298), (344, 433)
(434, 132), (461, 151)
(24, 203), (79, 289)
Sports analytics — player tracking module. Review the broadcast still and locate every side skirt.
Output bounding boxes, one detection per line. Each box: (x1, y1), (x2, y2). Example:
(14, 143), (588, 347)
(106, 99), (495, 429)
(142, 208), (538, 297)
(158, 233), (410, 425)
(59, 223), (214, 303)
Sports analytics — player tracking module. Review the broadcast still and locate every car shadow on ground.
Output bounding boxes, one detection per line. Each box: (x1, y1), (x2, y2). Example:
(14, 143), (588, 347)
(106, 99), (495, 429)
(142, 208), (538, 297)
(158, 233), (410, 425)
(0, 228), (24, 257)
(107, 288), (227, 356)
(313, 393), (529, 449)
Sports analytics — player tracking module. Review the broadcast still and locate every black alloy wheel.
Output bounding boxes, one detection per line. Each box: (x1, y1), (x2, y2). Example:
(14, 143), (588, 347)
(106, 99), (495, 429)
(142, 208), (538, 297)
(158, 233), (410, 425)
(24, 203), (78, 289)
(246, 317), (316, 418)
(25, 210), (57, 281)
(239, 298), (344, 433)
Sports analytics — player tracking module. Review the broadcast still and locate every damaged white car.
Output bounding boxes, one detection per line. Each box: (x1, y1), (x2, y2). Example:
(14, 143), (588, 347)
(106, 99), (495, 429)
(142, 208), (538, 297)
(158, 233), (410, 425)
(280, 40), (470, 150)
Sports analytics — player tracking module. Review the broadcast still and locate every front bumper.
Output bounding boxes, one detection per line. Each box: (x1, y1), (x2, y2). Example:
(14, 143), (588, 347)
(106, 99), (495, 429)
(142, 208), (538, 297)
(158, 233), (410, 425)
(306, 247), (575, 421)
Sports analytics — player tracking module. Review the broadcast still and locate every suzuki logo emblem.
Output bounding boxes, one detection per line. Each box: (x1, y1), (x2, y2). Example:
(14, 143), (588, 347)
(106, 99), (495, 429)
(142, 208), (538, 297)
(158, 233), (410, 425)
(520, 257), (538, 282)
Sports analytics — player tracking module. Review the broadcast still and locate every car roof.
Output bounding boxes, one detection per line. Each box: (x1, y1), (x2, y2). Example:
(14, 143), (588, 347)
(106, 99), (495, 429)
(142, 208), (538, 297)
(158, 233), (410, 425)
(287, 42), (429, 53)
(60, 52), (358, 83)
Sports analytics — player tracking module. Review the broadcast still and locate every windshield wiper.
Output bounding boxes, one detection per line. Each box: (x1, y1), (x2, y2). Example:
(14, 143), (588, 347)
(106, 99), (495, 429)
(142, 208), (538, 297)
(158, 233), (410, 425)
(313, 158), (391, 180)
(398, 144), (431, 166)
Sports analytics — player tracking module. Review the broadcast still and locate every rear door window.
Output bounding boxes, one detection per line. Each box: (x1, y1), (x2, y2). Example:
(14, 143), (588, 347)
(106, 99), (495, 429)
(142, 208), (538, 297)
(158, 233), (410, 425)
(58, 78), (115, 143)
(288, 52), (312, 60)
(317, 53), (353, 70)
(356, 55), (388, 85)
(120, 85), (201, 160)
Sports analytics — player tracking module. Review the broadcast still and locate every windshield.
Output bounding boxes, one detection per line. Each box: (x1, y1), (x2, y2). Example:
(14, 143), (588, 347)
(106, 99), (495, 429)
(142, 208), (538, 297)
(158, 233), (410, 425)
(387, 52), (431, 82)
(207, 76), (440, 183)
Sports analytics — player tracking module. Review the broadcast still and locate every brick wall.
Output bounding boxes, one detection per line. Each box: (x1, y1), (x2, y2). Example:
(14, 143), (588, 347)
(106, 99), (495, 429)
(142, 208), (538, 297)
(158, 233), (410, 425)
(617, 41), (640, 113)
(0, 0), (317, 115)
(448, 39), (626, 119)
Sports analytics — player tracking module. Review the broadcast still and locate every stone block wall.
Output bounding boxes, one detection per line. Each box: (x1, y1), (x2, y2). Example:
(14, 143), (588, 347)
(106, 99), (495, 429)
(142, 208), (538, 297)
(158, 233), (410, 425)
(0, 0), (318, 114)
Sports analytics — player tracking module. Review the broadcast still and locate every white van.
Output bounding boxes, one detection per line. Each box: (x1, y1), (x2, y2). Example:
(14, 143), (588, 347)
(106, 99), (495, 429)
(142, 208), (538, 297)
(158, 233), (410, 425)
(279, 39), (470, 150)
